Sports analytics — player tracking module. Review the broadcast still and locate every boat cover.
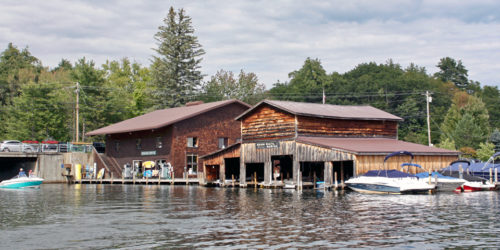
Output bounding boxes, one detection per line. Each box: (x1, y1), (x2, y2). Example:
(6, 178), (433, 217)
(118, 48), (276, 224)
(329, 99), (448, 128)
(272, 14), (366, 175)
(415, 171), (459, 180)
(362, 170), (415, 178)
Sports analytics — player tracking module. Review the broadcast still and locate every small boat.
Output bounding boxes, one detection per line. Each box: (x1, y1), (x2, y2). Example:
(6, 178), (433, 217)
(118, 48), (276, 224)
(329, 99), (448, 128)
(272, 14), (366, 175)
(345, 151), (435, 194)
(405, 163), (466, 192)
(0, 175), (44, 189)
(441, 159), (497, 192)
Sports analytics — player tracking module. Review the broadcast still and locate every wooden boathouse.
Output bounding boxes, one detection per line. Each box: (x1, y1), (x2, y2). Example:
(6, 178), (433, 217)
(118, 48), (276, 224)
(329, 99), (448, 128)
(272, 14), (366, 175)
(86, 100), (250, 180)
(201, 100), (459, 188)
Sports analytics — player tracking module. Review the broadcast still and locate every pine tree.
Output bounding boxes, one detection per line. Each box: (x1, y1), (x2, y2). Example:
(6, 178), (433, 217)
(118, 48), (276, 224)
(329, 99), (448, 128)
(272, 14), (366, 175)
(151, 7), (205, 108)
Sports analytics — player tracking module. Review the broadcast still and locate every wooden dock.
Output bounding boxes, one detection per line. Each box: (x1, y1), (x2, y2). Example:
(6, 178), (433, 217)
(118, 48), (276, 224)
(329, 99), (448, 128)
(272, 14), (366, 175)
(75, 178), (200, 185)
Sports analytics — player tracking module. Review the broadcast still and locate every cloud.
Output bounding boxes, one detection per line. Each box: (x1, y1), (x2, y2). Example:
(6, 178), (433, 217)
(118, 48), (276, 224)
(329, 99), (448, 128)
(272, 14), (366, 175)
(0, 0), (499, 88)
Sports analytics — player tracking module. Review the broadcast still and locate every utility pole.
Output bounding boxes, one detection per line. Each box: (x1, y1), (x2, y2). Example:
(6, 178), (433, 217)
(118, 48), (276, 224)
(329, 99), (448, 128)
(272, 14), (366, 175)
(425, 91), (432, 146)
(75, 82), (80, 142)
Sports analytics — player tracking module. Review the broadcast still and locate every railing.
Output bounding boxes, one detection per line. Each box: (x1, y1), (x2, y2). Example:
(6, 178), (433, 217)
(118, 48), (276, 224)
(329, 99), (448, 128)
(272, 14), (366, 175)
(20, 143), (97, 153)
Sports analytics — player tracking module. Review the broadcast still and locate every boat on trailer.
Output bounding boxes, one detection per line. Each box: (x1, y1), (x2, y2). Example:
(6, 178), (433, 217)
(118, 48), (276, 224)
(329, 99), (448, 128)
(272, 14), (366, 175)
(345, 151), (435, 194)
(0, 175), (44, 189)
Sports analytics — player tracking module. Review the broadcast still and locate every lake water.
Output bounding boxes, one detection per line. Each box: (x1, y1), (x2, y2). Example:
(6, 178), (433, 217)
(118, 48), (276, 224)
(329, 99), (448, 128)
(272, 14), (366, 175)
(1, 184), (500, 249)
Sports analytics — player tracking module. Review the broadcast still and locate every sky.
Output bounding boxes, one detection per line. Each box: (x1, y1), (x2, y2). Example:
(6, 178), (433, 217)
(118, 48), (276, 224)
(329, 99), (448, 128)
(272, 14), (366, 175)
(1, 0), (499, 88)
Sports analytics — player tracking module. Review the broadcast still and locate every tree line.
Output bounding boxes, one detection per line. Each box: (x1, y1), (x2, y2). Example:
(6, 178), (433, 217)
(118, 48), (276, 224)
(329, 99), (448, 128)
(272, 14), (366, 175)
(0, 7), (499, 160)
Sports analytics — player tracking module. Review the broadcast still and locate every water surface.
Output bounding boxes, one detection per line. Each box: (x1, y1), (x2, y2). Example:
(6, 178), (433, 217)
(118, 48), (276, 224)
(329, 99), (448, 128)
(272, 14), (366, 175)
(1, 184), (499, 249)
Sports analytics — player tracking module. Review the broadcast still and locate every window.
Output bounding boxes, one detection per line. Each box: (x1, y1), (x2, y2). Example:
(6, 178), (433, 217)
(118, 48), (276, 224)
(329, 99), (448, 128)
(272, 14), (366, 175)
(136, 139), (142, 150)
(187, 154), (198, 174)
(156, 137), (163, 148)
(187, 137), (198, 148)
(218, 137), (228, 149)
(115, 141), (120, 152)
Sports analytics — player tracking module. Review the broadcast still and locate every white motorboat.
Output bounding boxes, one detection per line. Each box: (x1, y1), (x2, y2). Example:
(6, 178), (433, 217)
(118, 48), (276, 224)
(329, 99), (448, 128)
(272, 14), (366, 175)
(346, 151), (436, 194)
(0, 176), (44, 189)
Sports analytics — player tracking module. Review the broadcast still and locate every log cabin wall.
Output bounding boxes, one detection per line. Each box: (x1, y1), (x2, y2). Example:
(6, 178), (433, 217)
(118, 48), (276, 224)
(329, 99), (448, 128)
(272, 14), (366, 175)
(297, 116), (398, 138)
(171, 103), (248, 178)
(354, 155), (458, 175)
(241, 104), (296, 141)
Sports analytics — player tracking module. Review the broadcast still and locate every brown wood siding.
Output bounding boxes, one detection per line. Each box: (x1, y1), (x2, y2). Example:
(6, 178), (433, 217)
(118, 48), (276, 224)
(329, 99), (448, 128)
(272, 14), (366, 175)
(355, 155), (458, 175)
(297, 116), (398, 138)
(170, 103), (248, 178)
(242, 141), (354, 163)
(241, 105), (296, 141)
(203, 145), (241, 166)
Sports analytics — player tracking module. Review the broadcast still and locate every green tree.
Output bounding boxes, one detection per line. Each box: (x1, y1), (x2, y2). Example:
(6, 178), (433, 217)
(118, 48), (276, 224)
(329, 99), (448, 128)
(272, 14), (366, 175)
(102, 58), (153, 118)
(480, 85), (500, 129)
(434, 57), (469, 89)
(440, 92), (490, 149)
(201, 69), (266, 105)
(5, 79), (72, 141)
(0, 43), (42, 105)
(71, 58), (108, 141)
(269, 58), (328, 103)
(476, 142), (495, 161)
(438, 138), (456, 150)
(151, 7), (205, 108)
(490, 129), (500, 152)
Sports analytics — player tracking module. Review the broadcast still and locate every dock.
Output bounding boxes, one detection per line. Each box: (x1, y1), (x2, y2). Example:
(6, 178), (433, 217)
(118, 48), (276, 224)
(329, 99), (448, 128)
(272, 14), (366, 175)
(75, 178), (200, 185)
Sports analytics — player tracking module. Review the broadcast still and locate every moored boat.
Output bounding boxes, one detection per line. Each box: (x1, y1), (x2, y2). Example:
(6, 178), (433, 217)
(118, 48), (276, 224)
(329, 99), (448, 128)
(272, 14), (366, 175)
(345, 151), (435, 194)
(441, 159), (497, 192)
(0, 176), (44, 189)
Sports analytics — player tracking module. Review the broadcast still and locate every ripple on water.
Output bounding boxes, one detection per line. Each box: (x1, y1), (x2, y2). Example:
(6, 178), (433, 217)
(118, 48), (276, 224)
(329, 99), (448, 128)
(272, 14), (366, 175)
(1, 185), (500, 248)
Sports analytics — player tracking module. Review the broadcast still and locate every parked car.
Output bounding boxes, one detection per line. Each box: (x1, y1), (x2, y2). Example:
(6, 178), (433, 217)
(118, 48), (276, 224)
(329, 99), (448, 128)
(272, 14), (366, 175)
(0, 140), (35, 152)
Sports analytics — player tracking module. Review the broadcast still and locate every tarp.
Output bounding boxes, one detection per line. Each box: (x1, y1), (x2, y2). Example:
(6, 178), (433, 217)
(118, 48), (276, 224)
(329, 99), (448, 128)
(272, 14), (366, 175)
(415, 171), (459, 180)
(362, 170), (415, 178)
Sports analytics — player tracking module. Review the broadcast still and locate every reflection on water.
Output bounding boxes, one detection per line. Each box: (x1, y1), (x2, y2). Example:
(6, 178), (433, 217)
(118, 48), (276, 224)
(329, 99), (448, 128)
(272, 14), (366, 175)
(1, 185), (500, 249)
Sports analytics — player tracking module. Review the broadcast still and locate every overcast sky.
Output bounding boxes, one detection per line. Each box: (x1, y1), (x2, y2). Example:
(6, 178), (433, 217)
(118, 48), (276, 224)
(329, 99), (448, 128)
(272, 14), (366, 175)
(1, 0), (499, 88)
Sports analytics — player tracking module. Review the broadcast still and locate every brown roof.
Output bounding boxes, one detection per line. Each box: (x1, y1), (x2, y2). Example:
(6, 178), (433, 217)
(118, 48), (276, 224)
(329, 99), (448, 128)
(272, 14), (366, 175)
(296, 136), (459, 155)
(200, 142), (241, 159)
(236, 100), (403, 121)
(87, 99), (250, 136)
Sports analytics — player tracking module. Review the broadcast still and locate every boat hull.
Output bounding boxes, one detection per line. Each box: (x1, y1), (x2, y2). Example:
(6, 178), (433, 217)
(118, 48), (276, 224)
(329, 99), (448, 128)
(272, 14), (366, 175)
(462, 182), (496, 192)
(347, 183), (401, 194)
(346, 176), (435, 194)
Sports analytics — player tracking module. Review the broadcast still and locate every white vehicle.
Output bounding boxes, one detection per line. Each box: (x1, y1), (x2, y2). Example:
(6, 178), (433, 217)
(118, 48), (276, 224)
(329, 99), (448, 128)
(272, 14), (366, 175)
(0, 140), (35, 152)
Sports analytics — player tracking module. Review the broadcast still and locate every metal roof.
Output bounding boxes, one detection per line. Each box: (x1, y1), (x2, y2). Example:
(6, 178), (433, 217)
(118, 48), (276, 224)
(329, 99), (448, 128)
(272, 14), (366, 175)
(296, 136), (459, 155)
(235, 100), (403, 121)
(87, 99), (250, 136)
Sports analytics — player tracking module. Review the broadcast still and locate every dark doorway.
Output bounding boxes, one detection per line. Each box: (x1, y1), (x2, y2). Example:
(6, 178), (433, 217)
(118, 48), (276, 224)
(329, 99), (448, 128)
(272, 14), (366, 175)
(225, 157), (240, 181)
(0, 157), (37, 181)
(332, 161), (354, 184)
(300, 162), (324, 182)
(246, 163), (264, 183)
(206, 165), (219, 182)
(271, 155), (293, 181)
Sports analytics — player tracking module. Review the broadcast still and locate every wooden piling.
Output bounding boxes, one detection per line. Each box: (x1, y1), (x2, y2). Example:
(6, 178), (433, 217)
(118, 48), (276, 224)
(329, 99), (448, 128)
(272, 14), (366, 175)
(232, 174), (235, 187)
(334, 172), (338, 190)
(495, 168), (498, 184)
(490, 168), (493, 183)
(313, 171), (317, 189)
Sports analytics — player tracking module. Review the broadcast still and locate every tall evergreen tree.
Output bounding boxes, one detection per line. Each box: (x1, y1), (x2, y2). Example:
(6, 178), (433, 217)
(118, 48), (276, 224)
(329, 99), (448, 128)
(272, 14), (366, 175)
(151, 7), (205, 108)
(434, 57), (469, 89)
